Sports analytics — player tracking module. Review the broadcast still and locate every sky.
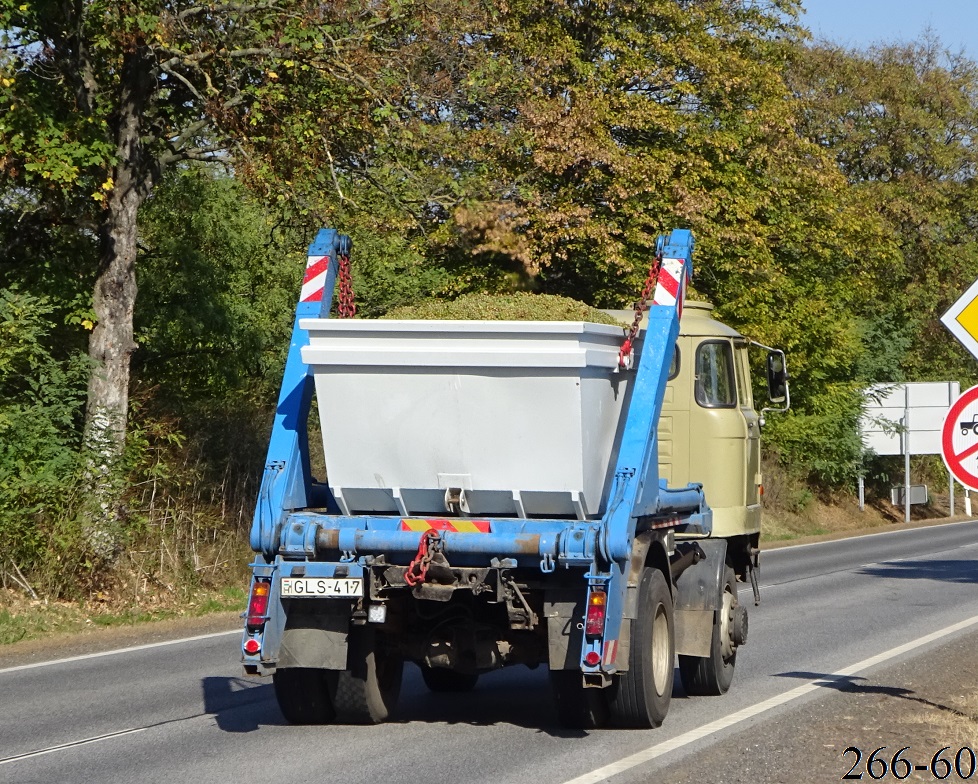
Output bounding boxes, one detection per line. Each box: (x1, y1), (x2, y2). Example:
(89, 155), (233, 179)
(799, 0), (978, 57)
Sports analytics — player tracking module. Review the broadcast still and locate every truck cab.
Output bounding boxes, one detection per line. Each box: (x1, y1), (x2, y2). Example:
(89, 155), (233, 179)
(606, 300), (789, 583)
(660, 302), (761, 541)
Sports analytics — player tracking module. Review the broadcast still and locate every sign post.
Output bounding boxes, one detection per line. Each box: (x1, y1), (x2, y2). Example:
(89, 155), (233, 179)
(904, 388), (911, 523)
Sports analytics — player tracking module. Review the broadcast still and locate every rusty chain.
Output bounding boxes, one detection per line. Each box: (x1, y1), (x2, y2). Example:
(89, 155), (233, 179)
(337, 253), (356, 318)
(618, 252), (663, 370)
(404, 530), (441, 586)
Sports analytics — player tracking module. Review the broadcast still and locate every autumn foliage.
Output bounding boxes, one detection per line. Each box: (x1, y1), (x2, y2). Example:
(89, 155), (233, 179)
(2, 1), (978, 597)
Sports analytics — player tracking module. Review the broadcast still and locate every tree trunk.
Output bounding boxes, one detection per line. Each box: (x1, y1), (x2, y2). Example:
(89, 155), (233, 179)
(81, 49), (154, 559)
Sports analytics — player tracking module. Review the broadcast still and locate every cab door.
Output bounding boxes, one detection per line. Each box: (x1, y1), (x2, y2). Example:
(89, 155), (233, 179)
(734, 341), (761, 531)
(690, 338), (746, 538)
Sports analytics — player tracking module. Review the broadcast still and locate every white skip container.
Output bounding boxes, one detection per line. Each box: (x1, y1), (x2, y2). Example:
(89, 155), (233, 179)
(299, 319), (631, 520)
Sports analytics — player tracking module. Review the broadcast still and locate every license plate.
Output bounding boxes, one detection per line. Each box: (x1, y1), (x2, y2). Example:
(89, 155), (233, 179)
(280, 577), (363, 598)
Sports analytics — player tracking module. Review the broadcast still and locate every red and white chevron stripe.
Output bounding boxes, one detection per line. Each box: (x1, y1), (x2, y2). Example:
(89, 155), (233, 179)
(653, 256), (688, 318)
(300, 254), (330, 302)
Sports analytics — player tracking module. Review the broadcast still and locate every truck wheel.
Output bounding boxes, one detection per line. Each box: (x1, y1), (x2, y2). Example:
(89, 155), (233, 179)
(420, 665), (479, 693)
(679, 567), (739, 696)
(549, 670), (609, 729)
(334, 627), (403, 724)
(608, 566), (674, 728)
(273, 667), (337, 724)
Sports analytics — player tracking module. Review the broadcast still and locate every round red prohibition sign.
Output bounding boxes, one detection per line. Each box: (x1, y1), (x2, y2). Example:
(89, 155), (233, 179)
(942, 385), (978, 491)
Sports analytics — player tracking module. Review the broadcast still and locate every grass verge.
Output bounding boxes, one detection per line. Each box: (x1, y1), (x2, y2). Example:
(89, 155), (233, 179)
(0, 585), (246, 646)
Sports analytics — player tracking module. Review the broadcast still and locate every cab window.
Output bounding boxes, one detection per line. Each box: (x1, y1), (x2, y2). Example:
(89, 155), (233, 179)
(695, 341), (736, 408)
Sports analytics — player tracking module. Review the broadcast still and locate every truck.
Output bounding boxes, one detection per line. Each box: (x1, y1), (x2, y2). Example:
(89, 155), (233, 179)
(961, 414), (978, 436)
(240, 228), (790, 729)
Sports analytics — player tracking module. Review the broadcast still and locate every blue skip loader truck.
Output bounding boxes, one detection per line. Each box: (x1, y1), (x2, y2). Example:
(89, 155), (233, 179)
(241, 228), (789, 729)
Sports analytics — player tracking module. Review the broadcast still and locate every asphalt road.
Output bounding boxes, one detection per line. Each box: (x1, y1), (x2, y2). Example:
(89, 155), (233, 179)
(3, 520), (978, 784)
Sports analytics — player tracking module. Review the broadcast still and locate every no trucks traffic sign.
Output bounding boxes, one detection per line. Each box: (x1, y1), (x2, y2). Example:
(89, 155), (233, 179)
(942, 385), (978, 491)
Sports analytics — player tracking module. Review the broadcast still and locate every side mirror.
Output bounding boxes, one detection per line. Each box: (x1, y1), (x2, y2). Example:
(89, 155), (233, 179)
(765, 350), (790, 413)
(749, 340), (790, 415)
(766, 350), (788, 404)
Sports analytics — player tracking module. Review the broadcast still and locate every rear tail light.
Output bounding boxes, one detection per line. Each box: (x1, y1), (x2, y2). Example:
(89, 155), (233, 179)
(246, 579), (271, 629)
(585, 590), (606, 637)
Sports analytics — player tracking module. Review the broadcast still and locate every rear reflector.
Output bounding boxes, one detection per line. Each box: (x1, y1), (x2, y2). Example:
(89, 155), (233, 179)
(585, 590), (607, 637)
(246, 579), (271, 629)
(243, 638), (261, 656)
(584, 651), (601, 667)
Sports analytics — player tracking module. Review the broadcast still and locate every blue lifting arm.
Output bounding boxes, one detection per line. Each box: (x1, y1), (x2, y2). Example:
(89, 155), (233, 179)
(599, 229), (708, 562)
(579, 229), (711, 675)
(250, 229), (349, 558)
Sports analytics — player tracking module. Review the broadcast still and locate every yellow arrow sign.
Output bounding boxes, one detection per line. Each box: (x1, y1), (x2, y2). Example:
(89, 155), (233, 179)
(941, 278), (978, 361)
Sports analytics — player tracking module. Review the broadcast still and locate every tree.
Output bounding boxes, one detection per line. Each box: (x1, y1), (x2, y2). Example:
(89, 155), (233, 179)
(1, 1), (294, 446)
(456, 0), (817, 306)
(0, 0), (424, 551)
(789, 38), (978, 384)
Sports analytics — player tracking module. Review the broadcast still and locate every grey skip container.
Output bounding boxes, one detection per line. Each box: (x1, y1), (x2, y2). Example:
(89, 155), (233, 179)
(299, 319), (632, 520)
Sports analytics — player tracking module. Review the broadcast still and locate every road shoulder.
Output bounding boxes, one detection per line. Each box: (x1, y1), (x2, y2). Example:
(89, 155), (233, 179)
(0, 610), (241, 670)
(653, 628), (978, 784)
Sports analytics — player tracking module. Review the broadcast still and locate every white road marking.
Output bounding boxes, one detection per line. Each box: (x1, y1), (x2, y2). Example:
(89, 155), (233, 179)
(0, 727), (147, 766)
(560, 613), (978, 784)
(762, 518), (977, 554)
(0, 629), (241, 675)
(757, 538), (978, 591)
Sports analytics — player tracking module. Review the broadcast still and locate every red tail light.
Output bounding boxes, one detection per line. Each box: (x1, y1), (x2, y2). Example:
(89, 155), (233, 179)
(246, 579), (271, 629)
(585, 590), (606, 637)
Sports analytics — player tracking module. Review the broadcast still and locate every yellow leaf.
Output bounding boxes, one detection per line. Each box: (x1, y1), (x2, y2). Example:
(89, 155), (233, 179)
(101, 177), (113, 191)
(81, 319), (94, 331)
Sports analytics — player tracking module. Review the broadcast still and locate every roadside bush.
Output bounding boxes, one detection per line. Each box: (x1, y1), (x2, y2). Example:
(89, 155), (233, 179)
(0, 289), (89, 595)
(762, 383), (864, 487)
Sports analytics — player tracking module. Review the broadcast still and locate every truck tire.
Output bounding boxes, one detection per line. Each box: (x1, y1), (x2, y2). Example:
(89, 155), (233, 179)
(678, 567), (738, 696)
(273, 667), (336, 724)
(334, 627), (403, 724)
(420, 665), (479, 693)
(549, 670), (609, 729)
(608, 567), (674, 728)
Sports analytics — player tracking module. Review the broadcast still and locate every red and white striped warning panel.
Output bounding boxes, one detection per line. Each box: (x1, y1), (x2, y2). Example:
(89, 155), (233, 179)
(399, 518), (492, 533)
(301, 254), (330, 303)
(653, 257), (688, 317)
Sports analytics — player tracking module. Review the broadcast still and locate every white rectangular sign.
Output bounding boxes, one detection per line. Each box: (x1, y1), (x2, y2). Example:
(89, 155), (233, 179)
(860, 382), (960, 456)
